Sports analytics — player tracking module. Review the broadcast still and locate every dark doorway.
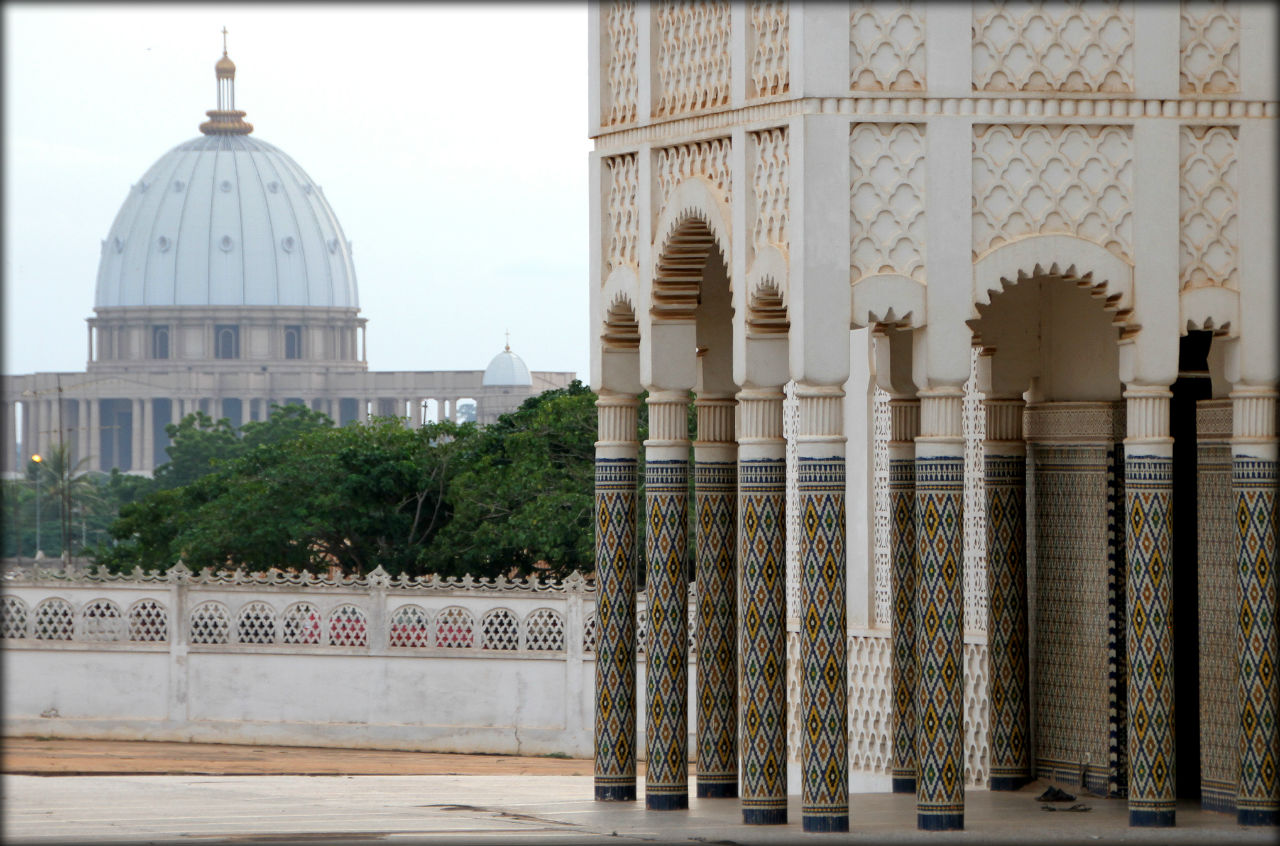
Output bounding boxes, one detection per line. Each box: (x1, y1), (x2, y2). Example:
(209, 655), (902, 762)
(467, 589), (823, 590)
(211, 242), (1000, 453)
(1170, 330), (1212, 799)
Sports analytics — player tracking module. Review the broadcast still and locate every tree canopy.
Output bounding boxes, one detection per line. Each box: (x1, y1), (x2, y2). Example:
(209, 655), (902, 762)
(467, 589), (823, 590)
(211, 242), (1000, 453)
(95, 384), (600, 579)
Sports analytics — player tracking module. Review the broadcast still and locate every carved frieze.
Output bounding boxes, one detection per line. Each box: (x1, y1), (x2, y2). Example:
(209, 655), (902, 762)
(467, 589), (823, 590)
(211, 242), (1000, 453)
(604, 153), (639, 278)
(973, 123), (1133, 262)
(750, 1), (790, 99)
(1179, 125), (1238, 290)
(654, 0), (732, 117)
(1180, 1), (1240, 95)
(850, 123), (926, 283)
(973, 1), (1134, 93)
(603, 1), (639, 126)
(750, 127), (789, 256)
(850, 1), (926, 91)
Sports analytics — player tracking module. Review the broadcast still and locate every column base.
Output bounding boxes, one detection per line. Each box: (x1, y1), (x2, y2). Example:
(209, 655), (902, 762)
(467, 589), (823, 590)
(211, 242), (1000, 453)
(989, 775), (1029, 791)
(646, 792), (688, 810)
(594, 781), (636, 801)
(917, 812), (964, 831)
(742, 806), (787, 825)
(1238, 808), (1279, 827)
(1128, 808), (1175, 827)
(891, 776), (917, 793)
(695, 779), (738, 798)
(802, 813), (849, 832)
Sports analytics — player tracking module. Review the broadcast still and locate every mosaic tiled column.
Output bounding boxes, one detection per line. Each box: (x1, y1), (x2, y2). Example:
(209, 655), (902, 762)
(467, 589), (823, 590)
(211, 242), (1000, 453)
(797, 385), (848, 833)
(1232, 387), (1279, 827)
(1124, 387), (1176, 827)
(644, 390), (691, 810)
(984, 398), (1030, 791)
(915, 389), (965, 831)
(594, 392), (640, 801)
(693, 394), (737, 798)
(889, 397), (921, 794)
(736, 388), (788, 824)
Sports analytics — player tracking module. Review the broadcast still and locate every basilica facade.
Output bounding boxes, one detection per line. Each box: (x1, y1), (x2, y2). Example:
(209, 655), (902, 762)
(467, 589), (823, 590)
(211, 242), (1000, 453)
(3, 48), (573, 476)
(588, 0), (1276, 833)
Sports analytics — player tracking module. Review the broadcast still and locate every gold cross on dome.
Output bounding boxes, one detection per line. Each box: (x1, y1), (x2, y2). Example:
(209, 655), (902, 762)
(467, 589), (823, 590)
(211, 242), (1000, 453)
(222, 26), (228, 55)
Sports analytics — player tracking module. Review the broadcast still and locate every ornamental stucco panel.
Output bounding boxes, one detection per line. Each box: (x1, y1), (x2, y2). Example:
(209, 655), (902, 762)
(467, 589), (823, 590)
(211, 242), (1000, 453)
(850, 123), (926, 284)
(750, 1), (790, 99)
(1180, 1), (1240, 95)
(972, 1), (1134, 93)
(849, 1), (926, 91)
(604, 153), (639, 280)
(750, 127), (789, 260)
(654, 138), (733, 226)
(1179, 125), (1238, 290)
(972, 124), (1134, 262)
(654, 0), (732, 117)
(603, 0), (639, 126)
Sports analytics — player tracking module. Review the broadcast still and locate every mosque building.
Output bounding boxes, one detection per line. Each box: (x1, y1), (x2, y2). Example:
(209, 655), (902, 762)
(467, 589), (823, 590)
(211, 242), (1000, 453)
(2, 44), (573, 476)
(588, 0), (1275, 834)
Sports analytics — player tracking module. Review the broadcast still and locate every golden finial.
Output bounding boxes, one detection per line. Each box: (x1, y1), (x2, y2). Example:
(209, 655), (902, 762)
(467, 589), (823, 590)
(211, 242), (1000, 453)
(222, 26), (228, 56)
(504, 330), (511, 352)
(201, 28), (253, 136)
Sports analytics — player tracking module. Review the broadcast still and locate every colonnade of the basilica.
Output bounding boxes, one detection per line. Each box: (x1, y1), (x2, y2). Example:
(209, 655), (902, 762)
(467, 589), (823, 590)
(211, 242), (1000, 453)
(1, 392), (479, 475)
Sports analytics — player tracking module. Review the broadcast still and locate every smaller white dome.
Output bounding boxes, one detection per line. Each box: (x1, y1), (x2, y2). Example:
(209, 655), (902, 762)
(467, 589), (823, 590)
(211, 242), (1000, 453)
(483, 347), (532, 387)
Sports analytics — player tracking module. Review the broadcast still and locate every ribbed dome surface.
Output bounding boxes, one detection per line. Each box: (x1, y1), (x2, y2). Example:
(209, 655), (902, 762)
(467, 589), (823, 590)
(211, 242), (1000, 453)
(482, 348), (533, 387)
(95, 134), (358, 309)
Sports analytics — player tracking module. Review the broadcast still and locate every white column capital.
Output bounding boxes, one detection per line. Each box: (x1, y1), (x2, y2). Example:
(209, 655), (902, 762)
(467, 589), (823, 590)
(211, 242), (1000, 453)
(1123, 385), (1173, 452)
(1231, 385), (1278, 460)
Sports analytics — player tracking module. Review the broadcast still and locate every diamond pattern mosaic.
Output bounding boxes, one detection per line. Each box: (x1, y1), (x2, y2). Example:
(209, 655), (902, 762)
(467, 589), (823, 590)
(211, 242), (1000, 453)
(694, 461), (737, 795)
(890, 456), (918, 789)
(594, 457), (639, 799)
(985, 454), (1028, 788)
(799, 457), (848, 831)
(1126, 455), (1176, 824)
(915, 456), (964, 829)
(739, 459), (787, 822)
(645, 459), (690, 807)
(1198, 438), (1237, 812)
(1234, 458), (1278, 823)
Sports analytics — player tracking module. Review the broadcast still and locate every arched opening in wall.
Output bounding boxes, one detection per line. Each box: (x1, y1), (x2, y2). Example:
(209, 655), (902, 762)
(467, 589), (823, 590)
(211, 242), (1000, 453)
(338, 398), (359, 426)
(970, 265), (1129, 797)
(456, 398), (477, 424)
(97, 398), (133, 472)
(423, 398), (441, 424)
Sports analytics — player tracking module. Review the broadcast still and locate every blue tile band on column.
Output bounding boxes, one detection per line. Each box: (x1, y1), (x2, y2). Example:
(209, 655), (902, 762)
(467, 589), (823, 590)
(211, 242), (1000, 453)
(738, 459), (788, 824)
(915, 455), (965, 831)
(1125, 455), (1176, 828)
(890, 457), (918, 794)
(799, 457), (849, 833)
(595, 457), (638, 802)
(694, 461), (738, 799)
(1234, 458), (1278, 827)
(985, 454), (1029, 792)
(645, 459), (690, 811)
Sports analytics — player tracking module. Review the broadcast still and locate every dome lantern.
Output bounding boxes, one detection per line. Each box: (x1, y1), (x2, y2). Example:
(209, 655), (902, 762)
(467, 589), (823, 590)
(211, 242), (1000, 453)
(200, 28), (253, 136)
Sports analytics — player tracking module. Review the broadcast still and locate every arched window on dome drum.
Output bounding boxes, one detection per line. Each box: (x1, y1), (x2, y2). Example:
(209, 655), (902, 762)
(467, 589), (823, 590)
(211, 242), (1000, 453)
(151, 325), (169, 359)
(214, 325), (239, 360)
(284, 325), (302, 360)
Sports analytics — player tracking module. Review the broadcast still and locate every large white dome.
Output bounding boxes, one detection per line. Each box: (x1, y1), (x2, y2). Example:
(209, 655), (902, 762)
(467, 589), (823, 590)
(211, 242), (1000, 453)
(483, 347), (533, 387)
(94, 132), (357, 309)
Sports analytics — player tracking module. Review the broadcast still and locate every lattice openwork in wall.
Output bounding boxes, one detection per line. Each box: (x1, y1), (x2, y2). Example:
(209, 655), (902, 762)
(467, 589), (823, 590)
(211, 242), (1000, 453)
(81, 598), (125, 642)
(2, 596), (29, 638)
(34, 598), (74, 640)
(525, 608), (566, 651)
(436, 606), (475, 648)
(328, 604), (368, 647)
(582, 611), (597, 653)
(236, 601), (277, 644)
(128, 599), (168, 642)
(389, 604), (431, 648)
(189, 601), (231, 644)
(282, 602), (321, 644)
(481, 608), (521, 650)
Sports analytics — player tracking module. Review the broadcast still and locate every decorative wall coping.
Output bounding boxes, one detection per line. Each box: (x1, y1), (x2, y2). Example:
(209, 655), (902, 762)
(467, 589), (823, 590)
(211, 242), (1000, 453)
(1, 562), (595, 594)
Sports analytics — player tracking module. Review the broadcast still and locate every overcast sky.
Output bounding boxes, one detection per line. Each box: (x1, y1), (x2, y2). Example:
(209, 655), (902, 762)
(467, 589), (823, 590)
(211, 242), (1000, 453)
(3, 3), (591, 382)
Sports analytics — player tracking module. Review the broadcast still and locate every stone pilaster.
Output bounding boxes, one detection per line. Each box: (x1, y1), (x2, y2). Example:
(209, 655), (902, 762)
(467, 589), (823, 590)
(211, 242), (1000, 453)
(737, 391), (783, 824)
(594, 391), (640, 801)
(984, 398), (1030, 791)
(797, 384), (848, 833)
(644, 389), (691, 810)
(1231, 386), (1279, 827)
(889, 397), (920, 794)
(693, 394), (737, 798)
(1123, 386), (1176, 827)
(735, 388), (788, 824)
(915, 388), (965, 831)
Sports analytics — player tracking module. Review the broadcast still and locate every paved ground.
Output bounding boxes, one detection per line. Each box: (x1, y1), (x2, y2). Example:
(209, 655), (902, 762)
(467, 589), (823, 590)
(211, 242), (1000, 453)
(3, 739), (1273, 845)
